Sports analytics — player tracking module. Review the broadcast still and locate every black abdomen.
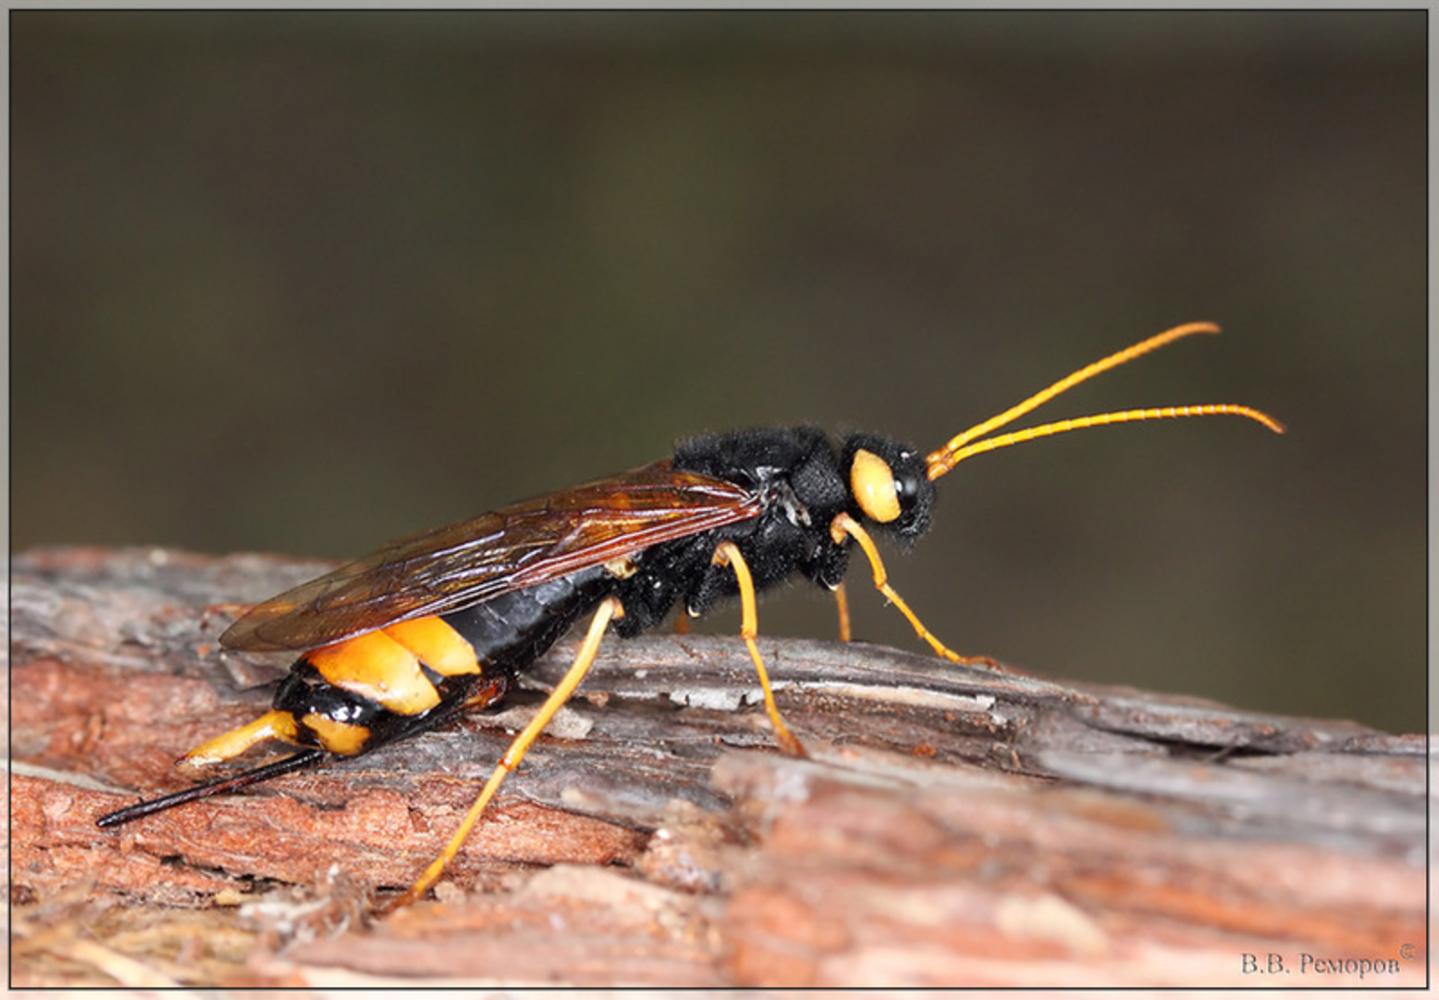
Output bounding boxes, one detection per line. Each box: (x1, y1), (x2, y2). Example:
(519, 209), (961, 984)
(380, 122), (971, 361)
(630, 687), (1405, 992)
(271, 565), (616, 756)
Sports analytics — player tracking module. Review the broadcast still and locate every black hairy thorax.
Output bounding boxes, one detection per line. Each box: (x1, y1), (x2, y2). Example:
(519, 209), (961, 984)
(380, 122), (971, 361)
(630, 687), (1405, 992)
(605, 426), (930, 638)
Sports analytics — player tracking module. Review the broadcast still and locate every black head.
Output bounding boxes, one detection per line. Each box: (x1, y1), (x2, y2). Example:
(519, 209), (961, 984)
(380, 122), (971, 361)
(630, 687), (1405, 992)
(840, 434), (935, 539)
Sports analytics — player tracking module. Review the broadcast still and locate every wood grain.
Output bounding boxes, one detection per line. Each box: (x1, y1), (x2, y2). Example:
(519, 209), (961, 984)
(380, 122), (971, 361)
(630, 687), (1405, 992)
(10, 547), (1425, 988)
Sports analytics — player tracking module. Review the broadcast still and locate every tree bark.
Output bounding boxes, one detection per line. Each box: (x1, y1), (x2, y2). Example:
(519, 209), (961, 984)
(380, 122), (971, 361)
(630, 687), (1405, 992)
(10, 547), (1426, 988)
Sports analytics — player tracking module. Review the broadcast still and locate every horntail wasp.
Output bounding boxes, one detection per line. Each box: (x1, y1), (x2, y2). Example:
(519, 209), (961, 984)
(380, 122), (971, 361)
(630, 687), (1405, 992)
(97, 322), (1283, 904)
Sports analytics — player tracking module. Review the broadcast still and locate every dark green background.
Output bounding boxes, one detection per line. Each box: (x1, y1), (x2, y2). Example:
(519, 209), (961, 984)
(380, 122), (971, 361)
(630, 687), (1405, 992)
(12, 11), (1425, 734)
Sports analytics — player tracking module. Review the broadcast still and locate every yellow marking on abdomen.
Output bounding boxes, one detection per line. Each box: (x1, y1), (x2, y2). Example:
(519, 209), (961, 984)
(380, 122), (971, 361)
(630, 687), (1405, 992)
(309, 631), (441, 716)
(178, 709), (300, 769)
(302, 713), (371, 755)
(384, 616), (481, 677)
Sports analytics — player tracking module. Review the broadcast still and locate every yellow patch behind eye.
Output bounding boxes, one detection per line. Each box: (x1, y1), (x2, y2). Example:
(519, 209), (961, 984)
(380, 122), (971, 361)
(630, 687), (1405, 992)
(851, 448), (901, 523)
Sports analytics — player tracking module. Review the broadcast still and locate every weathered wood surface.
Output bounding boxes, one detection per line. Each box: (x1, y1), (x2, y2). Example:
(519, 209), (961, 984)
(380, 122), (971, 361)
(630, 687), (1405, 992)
(9, 547), (1427, 988)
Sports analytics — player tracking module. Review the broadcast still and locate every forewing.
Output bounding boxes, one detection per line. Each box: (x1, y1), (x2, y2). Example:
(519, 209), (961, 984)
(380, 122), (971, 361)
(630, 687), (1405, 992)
(220, 461), (762, 652)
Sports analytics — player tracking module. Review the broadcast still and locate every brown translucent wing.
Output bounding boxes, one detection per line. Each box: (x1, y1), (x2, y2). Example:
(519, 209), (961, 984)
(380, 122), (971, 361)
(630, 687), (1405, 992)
(220, 460), (764, 652)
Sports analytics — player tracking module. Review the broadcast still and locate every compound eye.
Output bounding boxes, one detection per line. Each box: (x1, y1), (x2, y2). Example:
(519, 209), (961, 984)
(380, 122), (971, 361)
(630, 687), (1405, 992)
(850, 448), (901, 523)
(894, 466), (923, 506)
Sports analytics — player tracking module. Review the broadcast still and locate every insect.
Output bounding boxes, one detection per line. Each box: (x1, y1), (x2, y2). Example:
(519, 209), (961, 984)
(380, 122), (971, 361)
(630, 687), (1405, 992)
(97, 321), (1283, 904)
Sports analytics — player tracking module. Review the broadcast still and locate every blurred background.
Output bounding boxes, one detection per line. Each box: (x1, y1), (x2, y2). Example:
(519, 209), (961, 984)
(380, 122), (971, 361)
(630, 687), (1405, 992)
(11, 11), (1424, 734)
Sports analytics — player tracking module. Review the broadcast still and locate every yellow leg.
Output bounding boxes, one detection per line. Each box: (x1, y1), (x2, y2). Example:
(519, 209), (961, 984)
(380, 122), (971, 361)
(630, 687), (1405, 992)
(711, 541), (806, 757)
(830, 512), (1003, 671)
(394, 596), (624, 906)
(833, 581), (852, 643)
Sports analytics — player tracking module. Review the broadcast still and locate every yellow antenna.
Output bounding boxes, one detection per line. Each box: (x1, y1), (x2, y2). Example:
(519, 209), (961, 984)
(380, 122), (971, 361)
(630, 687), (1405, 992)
(925, 322), (1284, 481)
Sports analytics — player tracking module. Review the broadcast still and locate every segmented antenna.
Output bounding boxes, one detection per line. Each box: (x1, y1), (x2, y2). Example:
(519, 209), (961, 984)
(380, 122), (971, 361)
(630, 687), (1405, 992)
(926, 323), (1284, 481)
